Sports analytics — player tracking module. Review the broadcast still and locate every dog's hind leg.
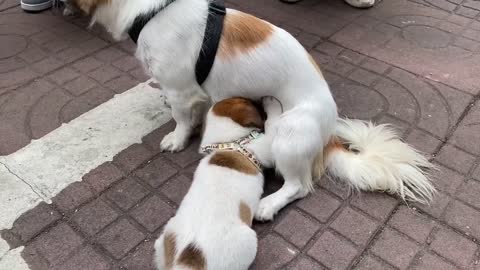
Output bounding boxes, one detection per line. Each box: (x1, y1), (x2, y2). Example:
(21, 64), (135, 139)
(255, 107), (330, 221)
(160, 85), (210, 152)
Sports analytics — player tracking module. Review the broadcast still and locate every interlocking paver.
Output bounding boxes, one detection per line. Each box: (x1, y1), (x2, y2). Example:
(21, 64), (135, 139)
(64, 76), (98, 96)
(2, 0), (480, 269)
(48, 67), (80, 85)
(105, 75), (140, 94)
(388, 206), (436, 243)
(53, 246), (111, 270)
(431, 163), (465, 195)
(414, 191), (453, 218)
(112, 55), (140, 72)
(119, 240), (156, 270)
(29, 89), (73, 139)
(331, 0), (480, 94)
(94, 47), (127, 63)
(87, 65), (123, 84)
(60, 86), (114, 123)
(26, 223), (84, 266)
(135, 157), (178, 188)
(450, 102), (480, 155)
(52, 182), (94, 213)
(354, 255), (395, 270)
(274, 210), (321, 248)
(251, 234), (298, 270)
(308, 231), (358, 270)
(444, 200), (480, 239)
(430, 227), (477, 268)
(0, 8), (150, 154)
(370, 228), (421, 269)
(436, 144), (476, 174)
(105, 177), (149, 210)
(162, 138), (202, 168)
(351, 193), (398, 221)
(473, 165), (480, 181)
(113, 143), (155, 172)
(287, 256), (325, 270)
(456, 179), (480, 209)
(130, 195), (175, 232)
(7, 202), (60, 244)
(72, 57), (104, 73)
(412, 252), (459, 270)
(160, 175), (193, 205)
(406, 129), (442, 155)
(72, 199), (119, 236)
(96, 218), (145, 259)
(83, 162), (125, 193)
(330, 207), (380, 246)
(297, 189), (342, 223)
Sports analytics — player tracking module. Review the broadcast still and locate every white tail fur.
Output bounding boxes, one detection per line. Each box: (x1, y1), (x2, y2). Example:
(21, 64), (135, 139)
(314, 119), (436, 204)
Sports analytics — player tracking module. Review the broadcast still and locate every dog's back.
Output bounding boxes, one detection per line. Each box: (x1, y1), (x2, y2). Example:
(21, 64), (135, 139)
(155, 151), (263, 270)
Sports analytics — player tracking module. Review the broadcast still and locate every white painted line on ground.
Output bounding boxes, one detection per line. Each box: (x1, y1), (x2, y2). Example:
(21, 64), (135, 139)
(0, 245), (28, 270)
(0, 79), (172, 269)
(0, 164), (43, 230)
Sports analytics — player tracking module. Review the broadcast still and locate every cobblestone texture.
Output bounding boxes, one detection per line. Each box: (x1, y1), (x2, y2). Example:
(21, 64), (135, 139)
(1, 0), (480, 269)
(0, 7), (145, 155)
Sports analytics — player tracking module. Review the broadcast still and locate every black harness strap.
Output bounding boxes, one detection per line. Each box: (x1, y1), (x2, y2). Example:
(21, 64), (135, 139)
(127, 0), (226, 86)
(128, 0), (176, 44)
(195, 1), (226, 86)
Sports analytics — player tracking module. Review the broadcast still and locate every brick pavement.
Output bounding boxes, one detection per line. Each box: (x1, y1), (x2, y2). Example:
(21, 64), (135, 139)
(1, 0), (480, 269)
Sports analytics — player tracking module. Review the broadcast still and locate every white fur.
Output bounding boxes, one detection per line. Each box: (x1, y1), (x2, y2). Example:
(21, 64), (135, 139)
(89, 0), (337, 221)
(319, 119), (436, 204)
(155, 97), (280, 270)
(87, 0), (434, 223)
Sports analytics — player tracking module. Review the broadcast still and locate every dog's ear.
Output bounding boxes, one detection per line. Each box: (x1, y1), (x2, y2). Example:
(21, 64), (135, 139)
(68, 0), (109, 15)
(212, 97), (264, 129)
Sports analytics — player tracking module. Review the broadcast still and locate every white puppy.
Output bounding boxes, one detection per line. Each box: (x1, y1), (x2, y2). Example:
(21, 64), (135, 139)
(69, 0), (436, 221)
(154, 97), (281, 270)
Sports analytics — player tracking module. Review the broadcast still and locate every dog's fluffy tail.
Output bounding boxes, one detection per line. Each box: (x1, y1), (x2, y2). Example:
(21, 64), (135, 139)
(313, 119), (436, 204)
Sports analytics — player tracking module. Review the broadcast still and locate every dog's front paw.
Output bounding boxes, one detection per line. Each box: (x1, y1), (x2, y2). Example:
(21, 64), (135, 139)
(254, 198), (278, 222)
(160, 131), (187, 152)
(262, 96), (282, 117)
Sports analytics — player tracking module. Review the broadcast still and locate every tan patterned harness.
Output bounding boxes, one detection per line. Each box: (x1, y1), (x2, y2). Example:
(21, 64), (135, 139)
(200, 130), (264, 171)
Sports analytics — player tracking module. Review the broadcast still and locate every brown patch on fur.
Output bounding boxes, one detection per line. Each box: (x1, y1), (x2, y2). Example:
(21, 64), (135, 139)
(212, 97), (264, 129)
(163, 233), (177, 268)
(312, 136), (347, 180)
(239, 201), (252, 226)
(69, 0), (110, 14)
(209, 151), (259, 175)
(324, 136), (348, 156)
(219, 11), (274, 59)
(178, 243), (206, 270)
(308, 54), (325, 79)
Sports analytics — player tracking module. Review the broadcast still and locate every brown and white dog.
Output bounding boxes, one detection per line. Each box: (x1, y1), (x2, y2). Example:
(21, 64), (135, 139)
(155, 96), (281, 270)
(155, 95), (434, 270)
(67, 0), (435, 222)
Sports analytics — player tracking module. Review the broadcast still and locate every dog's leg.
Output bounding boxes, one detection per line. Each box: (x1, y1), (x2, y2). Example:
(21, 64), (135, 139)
(255, 174), (308, 221)
(255, 110), (323, 221)
(161, 86), (209, 152)
(262, 97), (282, 133)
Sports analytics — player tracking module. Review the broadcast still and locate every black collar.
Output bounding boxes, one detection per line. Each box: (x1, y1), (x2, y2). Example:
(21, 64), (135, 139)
(127, 0), (226, 86)
(127, 0), (176, 43)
